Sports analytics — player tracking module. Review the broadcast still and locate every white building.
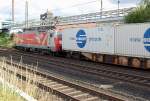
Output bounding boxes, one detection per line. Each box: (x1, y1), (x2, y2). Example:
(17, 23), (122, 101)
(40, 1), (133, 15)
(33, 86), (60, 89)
(2, 20), (12, 29)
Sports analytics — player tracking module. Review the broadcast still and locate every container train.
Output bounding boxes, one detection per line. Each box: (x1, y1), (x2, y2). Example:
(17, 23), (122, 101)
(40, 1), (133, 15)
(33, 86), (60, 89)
(14, 23), (150, 69)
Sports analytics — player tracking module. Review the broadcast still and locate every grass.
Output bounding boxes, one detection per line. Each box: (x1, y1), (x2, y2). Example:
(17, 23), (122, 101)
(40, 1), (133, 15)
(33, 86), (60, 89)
(0, 84), (25, 101)
(0, 57), (64, 101)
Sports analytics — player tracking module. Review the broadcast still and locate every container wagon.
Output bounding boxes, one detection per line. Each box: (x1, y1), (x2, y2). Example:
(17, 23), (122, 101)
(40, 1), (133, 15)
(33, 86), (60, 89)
(61, 23), (150, 69)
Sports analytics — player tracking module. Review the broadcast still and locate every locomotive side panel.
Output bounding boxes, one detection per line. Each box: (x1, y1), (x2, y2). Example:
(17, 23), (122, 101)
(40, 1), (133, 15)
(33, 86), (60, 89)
(15, 30), (62, 52)
(15, 32), (48, 47)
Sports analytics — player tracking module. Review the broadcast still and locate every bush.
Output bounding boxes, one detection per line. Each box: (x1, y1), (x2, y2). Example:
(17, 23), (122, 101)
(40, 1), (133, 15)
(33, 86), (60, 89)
(0, 33), (14, 48)
(0, 33), (8, 38)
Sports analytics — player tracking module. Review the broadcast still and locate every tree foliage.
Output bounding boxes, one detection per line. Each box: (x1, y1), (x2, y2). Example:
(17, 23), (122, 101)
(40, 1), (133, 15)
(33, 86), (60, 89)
(124, 0), (150, 23)
(140, 0), (150, 7)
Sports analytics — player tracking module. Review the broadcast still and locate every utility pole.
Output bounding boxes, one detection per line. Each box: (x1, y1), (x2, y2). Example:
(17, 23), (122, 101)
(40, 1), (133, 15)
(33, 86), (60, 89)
(100, 0), (103, 18)
(25, 0), (28, 28)
(12, 0), (14, 23)
(118, 0), (120, 16)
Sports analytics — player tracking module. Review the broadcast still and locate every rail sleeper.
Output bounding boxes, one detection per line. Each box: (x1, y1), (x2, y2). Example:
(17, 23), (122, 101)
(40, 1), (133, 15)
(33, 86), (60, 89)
(54, 86), (69, 90)
(4, 60), (130, 101)
(7, 65), (104, 101)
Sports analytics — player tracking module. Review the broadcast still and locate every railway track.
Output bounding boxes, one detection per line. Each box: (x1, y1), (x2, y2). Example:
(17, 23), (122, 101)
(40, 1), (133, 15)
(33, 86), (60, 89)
(1, 49), (149, 89)
(0, 48), (149, 100)
(0, 58), (128, 101)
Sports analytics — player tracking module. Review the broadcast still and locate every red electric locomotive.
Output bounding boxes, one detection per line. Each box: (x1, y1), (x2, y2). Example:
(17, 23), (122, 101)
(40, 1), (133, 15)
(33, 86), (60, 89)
(14, 27), (62, 54)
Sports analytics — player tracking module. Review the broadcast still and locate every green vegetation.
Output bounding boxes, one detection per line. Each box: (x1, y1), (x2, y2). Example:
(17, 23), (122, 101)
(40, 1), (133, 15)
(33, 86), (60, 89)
(124, 0), (150, 23)
(0, 84), (25, 101)
(0, 33), (14, 48)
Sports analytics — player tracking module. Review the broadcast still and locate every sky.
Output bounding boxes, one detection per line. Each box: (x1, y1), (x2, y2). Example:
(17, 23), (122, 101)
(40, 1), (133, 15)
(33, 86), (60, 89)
(0, 0), (140, 21)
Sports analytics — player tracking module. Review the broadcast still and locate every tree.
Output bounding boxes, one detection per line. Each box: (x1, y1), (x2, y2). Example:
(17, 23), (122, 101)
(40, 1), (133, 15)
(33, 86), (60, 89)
(124, 0), (150, 23)
(140, 0), (150, 6)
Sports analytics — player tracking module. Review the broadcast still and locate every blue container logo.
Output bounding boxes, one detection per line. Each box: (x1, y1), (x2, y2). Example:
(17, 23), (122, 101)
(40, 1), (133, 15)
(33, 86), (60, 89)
(76, 30), (87, 48)
(144, 28), (150, 52)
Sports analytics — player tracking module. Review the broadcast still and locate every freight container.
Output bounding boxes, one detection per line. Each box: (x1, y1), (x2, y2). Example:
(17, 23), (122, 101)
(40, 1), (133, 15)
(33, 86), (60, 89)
(62, 25), (115, 54)
(115, 23), (150, 58)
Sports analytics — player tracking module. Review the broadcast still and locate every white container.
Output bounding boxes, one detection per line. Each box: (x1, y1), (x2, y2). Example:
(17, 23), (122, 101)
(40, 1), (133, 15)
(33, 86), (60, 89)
(62, 25), (115, 54)
(115, 23), (150, 58)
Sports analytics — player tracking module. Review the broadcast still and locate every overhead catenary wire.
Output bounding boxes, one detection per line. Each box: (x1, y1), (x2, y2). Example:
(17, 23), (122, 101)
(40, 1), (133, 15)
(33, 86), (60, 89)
(7, 0), (136, 24)
(50, 0), (98, 12)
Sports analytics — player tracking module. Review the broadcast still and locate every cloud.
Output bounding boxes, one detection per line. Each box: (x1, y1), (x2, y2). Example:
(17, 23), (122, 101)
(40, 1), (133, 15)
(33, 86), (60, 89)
(0, 0), (137, 21)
